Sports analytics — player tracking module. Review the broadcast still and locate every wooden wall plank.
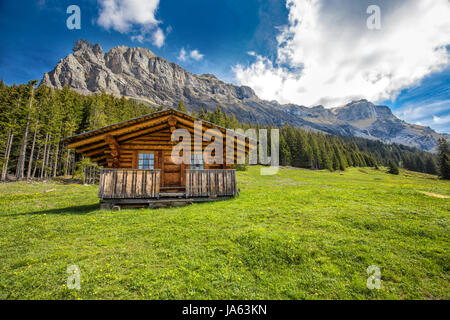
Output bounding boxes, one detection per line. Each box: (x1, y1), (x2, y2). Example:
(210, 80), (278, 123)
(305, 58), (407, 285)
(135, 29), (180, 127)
(115, 170), (124, 197)
(135, 171), (143, 197)
(125, 170), (133, 197)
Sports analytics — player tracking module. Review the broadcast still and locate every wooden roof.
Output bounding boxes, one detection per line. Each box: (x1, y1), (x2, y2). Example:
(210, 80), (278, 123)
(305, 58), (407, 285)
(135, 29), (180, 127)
(64, 108), (255, 166)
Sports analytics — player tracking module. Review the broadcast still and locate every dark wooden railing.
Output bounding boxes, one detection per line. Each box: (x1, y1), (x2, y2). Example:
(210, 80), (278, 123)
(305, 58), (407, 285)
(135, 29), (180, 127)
(98, 168), (237, 200)
(98, 169), (160, 199)
(185, 169), (238, 197)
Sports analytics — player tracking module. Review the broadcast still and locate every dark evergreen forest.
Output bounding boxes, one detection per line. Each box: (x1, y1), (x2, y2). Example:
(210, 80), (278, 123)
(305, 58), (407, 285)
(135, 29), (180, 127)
(0, 81), (445, 181)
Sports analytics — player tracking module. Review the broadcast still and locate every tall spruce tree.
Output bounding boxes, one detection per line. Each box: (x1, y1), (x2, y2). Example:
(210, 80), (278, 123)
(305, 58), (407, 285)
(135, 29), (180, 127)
(425, 157), (437, 175)
(198, 107), (207, 120)
(437, 138), (450, 180)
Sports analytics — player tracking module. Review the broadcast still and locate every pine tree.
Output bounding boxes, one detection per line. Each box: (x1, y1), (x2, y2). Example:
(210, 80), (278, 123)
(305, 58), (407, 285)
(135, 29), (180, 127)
(437, 138), (450, 180)
(425, 157), (437, 175)
(279, 131), (291, 166)
(177, 100), (187, 113)
(212, 106), (226, 127)
(0, 84), (20, 181)
(16, 80), (38, 179)
(198, 108), (207, 120)
(229, 113), (239, 129)
(414, 156), (425, 173)
(387, 160), (399, 175)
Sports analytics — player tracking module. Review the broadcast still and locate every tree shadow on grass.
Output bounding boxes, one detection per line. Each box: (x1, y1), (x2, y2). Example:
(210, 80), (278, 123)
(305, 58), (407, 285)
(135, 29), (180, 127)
(14, 203), (100, 216)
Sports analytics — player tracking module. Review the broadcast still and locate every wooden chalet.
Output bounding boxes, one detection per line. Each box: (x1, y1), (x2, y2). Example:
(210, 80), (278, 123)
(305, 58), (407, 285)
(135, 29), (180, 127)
(64, 108), (254, 209)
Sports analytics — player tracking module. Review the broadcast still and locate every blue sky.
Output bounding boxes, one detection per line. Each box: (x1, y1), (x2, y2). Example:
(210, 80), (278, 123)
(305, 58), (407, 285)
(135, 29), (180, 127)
(0, 0), (449, 133)
(0, 0), (287, 84)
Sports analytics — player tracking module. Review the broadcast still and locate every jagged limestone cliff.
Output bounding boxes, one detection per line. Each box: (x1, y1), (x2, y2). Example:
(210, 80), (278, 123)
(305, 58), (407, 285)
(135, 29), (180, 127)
(41, 39), (446, 151)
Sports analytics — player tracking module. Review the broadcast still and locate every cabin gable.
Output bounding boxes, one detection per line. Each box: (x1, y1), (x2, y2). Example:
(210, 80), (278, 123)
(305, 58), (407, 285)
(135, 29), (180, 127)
(65, 108), (253, 170)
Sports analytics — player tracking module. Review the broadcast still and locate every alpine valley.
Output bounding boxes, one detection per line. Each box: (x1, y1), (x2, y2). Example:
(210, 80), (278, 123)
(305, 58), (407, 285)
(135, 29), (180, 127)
(41, 39), (447, 152)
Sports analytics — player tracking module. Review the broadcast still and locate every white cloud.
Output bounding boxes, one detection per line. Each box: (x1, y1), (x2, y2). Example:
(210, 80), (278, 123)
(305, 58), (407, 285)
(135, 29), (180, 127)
(130, 35), (144, 43)
(189, 49), (204, 61)
(394, 99), (450, 133)
(234, 0), (450, 107)
(433, 115), (443, 124)
(152, 28), (165, 48)
(431, 114), (450, 133)
(97, 0), (165, 47)
(178, 48), (187, 62)
(178, 48), (204, 62)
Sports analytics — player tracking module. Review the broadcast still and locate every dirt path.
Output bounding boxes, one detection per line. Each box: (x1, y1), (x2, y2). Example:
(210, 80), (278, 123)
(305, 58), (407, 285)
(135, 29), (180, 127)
(419, 191), (450, 199)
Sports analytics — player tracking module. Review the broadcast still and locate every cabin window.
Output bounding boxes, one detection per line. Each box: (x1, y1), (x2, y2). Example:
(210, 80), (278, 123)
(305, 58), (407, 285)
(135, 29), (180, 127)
(190, 154), (204, 170)
(138, 152), (154, 169)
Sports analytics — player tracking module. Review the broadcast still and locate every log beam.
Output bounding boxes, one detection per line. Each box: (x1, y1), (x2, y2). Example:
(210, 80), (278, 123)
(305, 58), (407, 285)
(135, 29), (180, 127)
(105, 135), (121, 168)
(68, 115), (170, 148)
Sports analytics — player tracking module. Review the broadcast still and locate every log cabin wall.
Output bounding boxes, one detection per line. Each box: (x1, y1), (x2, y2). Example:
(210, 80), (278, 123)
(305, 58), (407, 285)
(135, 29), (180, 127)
(116, 128), (231, 170)
(112, 125), (233, 189)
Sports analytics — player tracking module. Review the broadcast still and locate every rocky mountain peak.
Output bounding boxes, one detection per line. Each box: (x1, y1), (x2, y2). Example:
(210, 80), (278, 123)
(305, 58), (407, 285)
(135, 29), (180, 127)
(333, 99), (394, 122)
(42, 39), (261, 107)
(73, 39), (103, 56)
(71, 39), (104, 67)
(40, 39), (447, 152)
(200, 73), (218, 80)
(106, 45), (155, 59)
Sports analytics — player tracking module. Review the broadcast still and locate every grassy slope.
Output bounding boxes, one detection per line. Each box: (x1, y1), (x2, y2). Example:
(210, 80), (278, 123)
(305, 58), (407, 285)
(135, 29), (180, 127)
(0, 167), (448, 300)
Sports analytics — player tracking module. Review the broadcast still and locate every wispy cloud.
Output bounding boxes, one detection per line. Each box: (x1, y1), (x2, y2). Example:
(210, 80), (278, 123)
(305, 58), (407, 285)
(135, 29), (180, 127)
(178, 47), (204, 62)
(234, 0), (450, 108)
(97, 0), (166, 48)
(178, 48), (187, 61)
(394, 99), (450, 133)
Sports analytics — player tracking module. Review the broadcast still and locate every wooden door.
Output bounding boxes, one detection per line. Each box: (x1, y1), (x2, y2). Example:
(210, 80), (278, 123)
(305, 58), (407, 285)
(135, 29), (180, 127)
(162, 151), (183, 188)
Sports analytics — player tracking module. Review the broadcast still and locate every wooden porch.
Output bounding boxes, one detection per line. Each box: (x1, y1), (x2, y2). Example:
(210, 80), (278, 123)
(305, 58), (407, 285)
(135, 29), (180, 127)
(98, 168), (238, 209)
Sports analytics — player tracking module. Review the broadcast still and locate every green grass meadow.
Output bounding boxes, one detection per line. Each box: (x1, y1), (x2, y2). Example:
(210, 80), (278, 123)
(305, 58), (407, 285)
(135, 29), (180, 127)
(0, 167), (448, 299)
